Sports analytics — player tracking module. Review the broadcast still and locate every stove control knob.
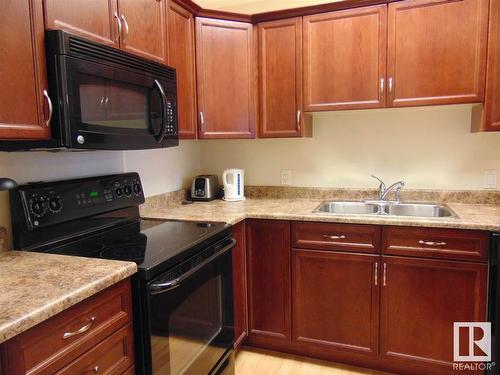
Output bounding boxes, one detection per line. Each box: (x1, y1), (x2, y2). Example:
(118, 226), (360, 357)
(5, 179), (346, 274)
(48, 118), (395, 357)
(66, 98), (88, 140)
(123, 185), (132, 197)
(48, 197), (62, 213)
(133, 183), (142, 195)
(30, 198), (46, 217)
(115, 187), (123, 197)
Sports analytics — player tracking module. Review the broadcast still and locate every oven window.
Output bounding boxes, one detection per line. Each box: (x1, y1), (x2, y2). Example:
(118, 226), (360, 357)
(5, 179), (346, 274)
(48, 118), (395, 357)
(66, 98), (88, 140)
(78, 73), (162, 133)
(150, 273), (225, 375)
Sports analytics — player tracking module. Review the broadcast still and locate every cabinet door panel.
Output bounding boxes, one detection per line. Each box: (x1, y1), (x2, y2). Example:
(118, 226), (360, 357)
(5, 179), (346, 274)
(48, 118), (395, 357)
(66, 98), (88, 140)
(0, 0), (51, 139)
(232, 221), (248, 349)
(387, 0), (488, 107)
(303, 5), (387, 111)
(380, 256), (487, 373)
(293, 250), (379, 356)
(44, 0), (118, 47)
(118, 0), (168, 64)
(483, 0), (500, 131)
(196, 18), (256, 139)
(167, 1), (197, 139)
(246, 220), (291, 347)
(258, 18), (303, 137)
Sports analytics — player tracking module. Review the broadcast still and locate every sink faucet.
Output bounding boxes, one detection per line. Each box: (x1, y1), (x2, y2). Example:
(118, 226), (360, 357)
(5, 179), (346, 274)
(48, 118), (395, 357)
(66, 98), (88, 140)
(371, 175), (405, 203)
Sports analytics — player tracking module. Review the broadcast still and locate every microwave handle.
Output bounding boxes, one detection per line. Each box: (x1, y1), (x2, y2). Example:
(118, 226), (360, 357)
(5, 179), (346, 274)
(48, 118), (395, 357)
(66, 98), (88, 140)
(154, 79), (167, 143)
(149, 239), (236, 295)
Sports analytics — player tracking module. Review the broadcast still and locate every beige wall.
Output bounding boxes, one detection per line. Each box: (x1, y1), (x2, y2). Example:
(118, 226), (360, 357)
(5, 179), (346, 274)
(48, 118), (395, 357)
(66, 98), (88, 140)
(200, 105), (500, 190)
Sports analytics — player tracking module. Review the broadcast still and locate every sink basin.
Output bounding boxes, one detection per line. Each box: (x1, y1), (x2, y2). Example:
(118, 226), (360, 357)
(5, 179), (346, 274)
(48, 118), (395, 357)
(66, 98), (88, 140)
(313, 201), (457, 218)
(314, 201), (380, 215)
(386, 203), (455, 218)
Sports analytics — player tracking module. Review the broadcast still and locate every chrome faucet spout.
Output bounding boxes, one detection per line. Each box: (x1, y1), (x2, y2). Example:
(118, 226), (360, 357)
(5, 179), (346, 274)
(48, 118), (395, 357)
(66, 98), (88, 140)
(381, 181), (405, 202)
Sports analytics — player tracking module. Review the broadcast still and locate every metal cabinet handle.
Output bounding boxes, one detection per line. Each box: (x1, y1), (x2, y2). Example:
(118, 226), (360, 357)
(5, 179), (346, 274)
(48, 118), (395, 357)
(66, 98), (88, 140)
(419, 240), (447, 247)
(43, 90), (53, 127)
(92, 366), (99, 374)
(374, 262), (378, 286)
(322, 234), (346, 240)
(199, 111), (205, 132)
(388, 77), (393, 99)
(62, 317), (96, 339)
(380, 78), (385, 97)
(296, 110), (301, 131)
(120, 15), (129, 43)
(113, 12), (122, 43)
(383, 263), (387, 286)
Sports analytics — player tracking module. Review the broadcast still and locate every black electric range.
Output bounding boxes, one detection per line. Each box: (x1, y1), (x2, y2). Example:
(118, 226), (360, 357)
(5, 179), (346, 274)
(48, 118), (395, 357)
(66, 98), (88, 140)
(10, 173), (236, 375)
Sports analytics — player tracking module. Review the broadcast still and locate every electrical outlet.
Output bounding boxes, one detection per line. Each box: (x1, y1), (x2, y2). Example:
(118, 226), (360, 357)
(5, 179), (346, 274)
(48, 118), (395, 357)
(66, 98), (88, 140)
(281, 170), (292, 186)
(484, 170), (498, 189)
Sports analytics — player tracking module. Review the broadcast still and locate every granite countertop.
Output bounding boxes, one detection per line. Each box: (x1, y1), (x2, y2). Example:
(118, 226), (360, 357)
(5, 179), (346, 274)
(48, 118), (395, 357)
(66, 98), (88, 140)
(0, 251), (137, 344)
(140, 198), (500, 231)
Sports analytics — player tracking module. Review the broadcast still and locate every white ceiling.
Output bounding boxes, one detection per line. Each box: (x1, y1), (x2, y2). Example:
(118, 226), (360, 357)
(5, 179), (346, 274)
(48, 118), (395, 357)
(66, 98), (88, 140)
(194, 0), (344, 14)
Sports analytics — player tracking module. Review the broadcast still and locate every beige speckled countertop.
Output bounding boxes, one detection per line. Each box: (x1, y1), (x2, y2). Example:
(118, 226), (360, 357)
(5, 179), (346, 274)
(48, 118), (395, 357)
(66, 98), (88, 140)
(0, 251), (137, 344)
(140, 198), (500, 231)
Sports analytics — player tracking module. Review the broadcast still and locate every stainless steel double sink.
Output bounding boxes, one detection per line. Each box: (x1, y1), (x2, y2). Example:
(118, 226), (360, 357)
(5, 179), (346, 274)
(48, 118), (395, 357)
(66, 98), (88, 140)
(313, 201), (457, 218)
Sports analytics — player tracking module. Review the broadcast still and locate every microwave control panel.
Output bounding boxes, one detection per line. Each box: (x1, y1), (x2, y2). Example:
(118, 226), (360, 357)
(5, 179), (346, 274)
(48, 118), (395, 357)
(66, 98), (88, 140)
(13, 173), (144, 230)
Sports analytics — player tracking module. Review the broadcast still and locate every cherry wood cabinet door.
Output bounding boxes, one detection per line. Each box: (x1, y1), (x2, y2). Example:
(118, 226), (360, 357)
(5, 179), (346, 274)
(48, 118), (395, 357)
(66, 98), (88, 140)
(231, 221), (248, 350)
(118, 0), (168, 64)
(167, 1), (197, 139)
(379, 256), (488, 374)
(387, 0), (489, 107)
(246, 220), (291, 348)
(44, 0), (119, 47)
(258, 18), (303, 137)
(303, 5), (387, 111)
(0, 0), (51, 140)
(292, 250), (380, 357)
(196, 18), (256, 139)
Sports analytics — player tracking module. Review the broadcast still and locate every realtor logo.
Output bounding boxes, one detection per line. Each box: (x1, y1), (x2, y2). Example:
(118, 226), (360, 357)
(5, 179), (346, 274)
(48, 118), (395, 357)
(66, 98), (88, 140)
(453, 322), (491, 362)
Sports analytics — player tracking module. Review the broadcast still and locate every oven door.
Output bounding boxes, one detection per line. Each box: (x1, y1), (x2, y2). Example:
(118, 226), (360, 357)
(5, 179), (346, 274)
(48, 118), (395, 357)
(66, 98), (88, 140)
(59, 56), (177, 150)
(147, 238), (235, 375)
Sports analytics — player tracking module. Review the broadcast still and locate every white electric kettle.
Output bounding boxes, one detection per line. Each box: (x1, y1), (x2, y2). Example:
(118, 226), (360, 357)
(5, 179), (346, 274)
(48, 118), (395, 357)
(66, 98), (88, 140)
(222, 169), (245, 201)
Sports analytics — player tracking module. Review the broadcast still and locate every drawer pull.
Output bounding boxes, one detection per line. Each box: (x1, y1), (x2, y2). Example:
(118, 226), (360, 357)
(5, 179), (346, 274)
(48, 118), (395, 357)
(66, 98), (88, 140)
(374, 262), (378, 286)
(323, 235), (346, 240)
(419, 240), (447, 247)
(63, 317), (96, 339)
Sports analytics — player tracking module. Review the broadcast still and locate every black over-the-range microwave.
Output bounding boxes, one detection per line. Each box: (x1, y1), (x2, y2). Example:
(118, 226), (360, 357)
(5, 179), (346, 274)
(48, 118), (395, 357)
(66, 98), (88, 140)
(2, 30), (178, 151)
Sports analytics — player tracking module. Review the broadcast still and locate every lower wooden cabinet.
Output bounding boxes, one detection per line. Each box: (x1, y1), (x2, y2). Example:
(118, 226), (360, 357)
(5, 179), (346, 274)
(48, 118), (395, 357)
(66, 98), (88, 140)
(246, 219), (291, 347)
(379, 256), (488, 375)
(232, 221), (248, 349)
(0, 279), (134, 375)
(292, 250), (380, 356)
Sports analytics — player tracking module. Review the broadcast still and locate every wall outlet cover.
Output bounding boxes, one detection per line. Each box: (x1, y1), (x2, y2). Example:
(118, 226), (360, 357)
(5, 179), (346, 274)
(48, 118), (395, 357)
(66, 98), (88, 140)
(483, 170), (498, 189)
(281, 170), (292, 186)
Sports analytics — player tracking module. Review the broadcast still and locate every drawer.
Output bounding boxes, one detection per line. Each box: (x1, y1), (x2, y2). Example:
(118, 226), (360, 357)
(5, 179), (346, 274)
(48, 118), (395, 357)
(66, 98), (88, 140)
(56, 324), (134, 375)
(292, 222), (381, 254)
(382, 226), (489, 262)
(1, 279), (132, 375)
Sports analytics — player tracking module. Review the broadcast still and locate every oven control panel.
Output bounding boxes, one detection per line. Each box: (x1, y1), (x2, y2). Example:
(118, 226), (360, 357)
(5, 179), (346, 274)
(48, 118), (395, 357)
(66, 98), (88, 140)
(11, 173), (145, 230)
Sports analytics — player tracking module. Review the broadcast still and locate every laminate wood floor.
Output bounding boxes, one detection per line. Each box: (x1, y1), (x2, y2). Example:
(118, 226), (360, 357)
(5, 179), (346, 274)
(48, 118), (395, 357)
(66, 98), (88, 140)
(235, 348), (390, 375)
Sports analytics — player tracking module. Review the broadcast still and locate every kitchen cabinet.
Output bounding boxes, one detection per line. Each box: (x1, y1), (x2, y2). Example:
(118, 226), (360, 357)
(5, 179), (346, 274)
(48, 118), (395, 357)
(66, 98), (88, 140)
(292, 250), (380, 357)
(387, 0), (489, 107)
(196, 18), (256, 139)
(167, 1), (198, 139)
(232, 221), (248, 350)
(0, 279), (134, 374)
(246, 220), (291, 348)
(0, 0), (52, 140)
(303, 5), (387, 111)
(44, 0), (168, 64)
(258, 18), (310, 137)
(379, 256), (487, 374)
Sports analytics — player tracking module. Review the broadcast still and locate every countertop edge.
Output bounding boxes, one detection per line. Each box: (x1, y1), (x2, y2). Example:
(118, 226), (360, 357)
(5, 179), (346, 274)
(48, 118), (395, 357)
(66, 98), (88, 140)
(0, 260), (137, 344)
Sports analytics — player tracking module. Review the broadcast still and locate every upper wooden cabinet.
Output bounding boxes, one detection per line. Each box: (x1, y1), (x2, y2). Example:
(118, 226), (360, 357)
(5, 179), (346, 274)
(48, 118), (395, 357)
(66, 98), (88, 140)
(118, 0), (168, 64)
(195, 18), (256, 139)
(44, 0), (168, 64)
(387, 0), (489, 107)
(303, 5), (387, 111)
(258, 18), (308, 137)
(44, 0), (119, 47)
(0, 0), (52, 140)
(167, 1), (197, 139)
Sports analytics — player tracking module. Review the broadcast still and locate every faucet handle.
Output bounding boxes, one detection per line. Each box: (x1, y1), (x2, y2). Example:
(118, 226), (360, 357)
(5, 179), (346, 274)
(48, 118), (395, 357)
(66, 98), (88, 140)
(371, 175), (386, 190)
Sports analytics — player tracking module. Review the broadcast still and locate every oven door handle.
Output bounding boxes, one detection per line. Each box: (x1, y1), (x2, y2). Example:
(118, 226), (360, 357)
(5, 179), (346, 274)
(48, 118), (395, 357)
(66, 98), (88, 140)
(149, 238), (236, 295)
(154, 79), (167, 143)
